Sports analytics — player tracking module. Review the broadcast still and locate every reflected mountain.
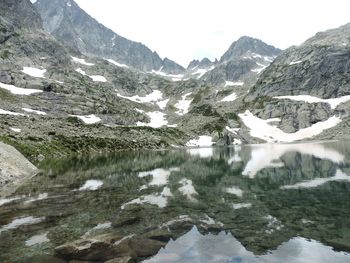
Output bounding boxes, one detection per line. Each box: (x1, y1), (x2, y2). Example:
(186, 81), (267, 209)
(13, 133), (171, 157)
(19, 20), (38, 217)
(0, 141), (350, 262)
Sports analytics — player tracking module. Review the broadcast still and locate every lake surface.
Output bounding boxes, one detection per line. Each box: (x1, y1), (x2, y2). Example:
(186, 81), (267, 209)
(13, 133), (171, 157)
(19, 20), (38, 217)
(1, 141), (350, 262)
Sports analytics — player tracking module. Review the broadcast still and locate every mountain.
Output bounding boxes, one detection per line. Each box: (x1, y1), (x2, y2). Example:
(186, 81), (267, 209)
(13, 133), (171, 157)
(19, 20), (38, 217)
(220, 36), (281, 63)
(34, 0), (185, 74)
(240, 23), (350, 141)
(183, 36), (282, 86)
(203, 36), (282, 86)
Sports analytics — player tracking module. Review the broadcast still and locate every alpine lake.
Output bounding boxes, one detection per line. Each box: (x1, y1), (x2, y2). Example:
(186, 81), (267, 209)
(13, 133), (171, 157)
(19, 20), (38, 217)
(1, 140), (350, 263)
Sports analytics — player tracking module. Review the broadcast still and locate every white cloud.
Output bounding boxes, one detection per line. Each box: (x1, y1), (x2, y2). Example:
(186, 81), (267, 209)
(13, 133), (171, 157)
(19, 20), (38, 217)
(74, 0), (350, 67)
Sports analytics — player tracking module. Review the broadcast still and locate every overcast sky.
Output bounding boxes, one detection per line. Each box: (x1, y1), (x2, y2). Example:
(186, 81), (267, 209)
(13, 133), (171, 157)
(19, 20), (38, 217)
(72, 0), (350, 67)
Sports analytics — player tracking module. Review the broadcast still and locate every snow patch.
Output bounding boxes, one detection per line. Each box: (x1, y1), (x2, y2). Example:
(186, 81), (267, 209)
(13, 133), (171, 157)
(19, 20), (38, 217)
(72, 114), (101, 124)
(156, 99), (169, 110)
(226, 187), (243, 198)
(89, 75), (107, 82)
(117, 90), (163, 104)
(76, 68), (86, 75)
(78, 180), (103, 191)
(71, 56), (94, 66)
(226, 126), (240, 134)
(25, 233), (50, 246)
(22, 67), (46, 78)
(0, 82), (42, 95)
(22, 108), (47, 116)
(225, 81), (244, 87)
(274, 94), (350, 110)
(10, 128), (21, 133)
(238, 110), (341, 143)
(24, 193), (48, 204)
(151, 69), (184, 81)
(137, 111), (168, 128)
(105, 59), (129, 68)
(190, 66), (215, 79)
(221, 92), (237, 102)
(233, 203), (252, 210)
(251, 63), (267, 74)
(186, 136), (213, 147)
(175, 93), (193, 115)
(289, 60), (303, 65)
(0, 216), (45, 234)
(0, 109), (24, 116)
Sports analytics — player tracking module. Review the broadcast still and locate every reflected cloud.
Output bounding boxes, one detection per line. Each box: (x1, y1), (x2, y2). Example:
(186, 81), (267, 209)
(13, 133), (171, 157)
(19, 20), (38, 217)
(243, 142), (345, 178)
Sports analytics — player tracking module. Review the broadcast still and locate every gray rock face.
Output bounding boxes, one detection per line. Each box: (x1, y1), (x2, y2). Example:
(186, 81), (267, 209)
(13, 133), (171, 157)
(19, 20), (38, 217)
(247, 23), (350, 100)
(0, 0), (42, 30)
(34, 0), (185, 74)
(0, 142), (38, 188)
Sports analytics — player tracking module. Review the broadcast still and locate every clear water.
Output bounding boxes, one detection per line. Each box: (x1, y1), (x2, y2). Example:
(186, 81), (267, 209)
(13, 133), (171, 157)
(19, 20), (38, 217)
(0, 141), (350, 262)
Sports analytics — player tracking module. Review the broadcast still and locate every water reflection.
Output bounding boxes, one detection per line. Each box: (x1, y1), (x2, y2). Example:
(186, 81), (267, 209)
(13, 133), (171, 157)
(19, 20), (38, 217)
(0, 141), (349, 262)
(145, 226), (350, 263)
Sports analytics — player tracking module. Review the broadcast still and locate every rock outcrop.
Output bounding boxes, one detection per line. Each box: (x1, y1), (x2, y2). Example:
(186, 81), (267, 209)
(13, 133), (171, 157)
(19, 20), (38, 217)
(0, 142), (38, 189)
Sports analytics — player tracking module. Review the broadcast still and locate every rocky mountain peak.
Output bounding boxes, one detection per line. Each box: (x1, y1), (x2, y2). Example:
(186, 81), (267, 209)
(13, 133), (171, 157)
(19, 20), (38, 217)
(34, 0), (183, 73)
(161, 58), (185, 74)
(187, 58), (214, 70)
(220, 36), (281, 63)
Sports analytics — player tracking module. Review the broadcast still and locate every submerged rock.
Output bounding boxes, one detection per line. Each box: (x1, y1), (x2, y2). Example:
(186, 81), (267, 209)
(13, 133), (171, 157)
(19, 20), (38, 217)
(55, 233), (166, 262)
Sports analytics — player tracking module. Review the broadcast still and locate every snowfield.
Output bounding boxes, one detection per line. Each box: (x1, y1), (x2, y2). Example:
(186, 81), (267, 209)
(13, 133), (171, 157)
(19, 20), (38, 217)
(186, 136), (214, 147)
(274, 94), (350, 109)
(21, 67), (46, 78)
(71, 56), (94, 66)
(0, 82), (42, 96)
(238, 110), (342, 143)
(175, 93), (193, 115)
